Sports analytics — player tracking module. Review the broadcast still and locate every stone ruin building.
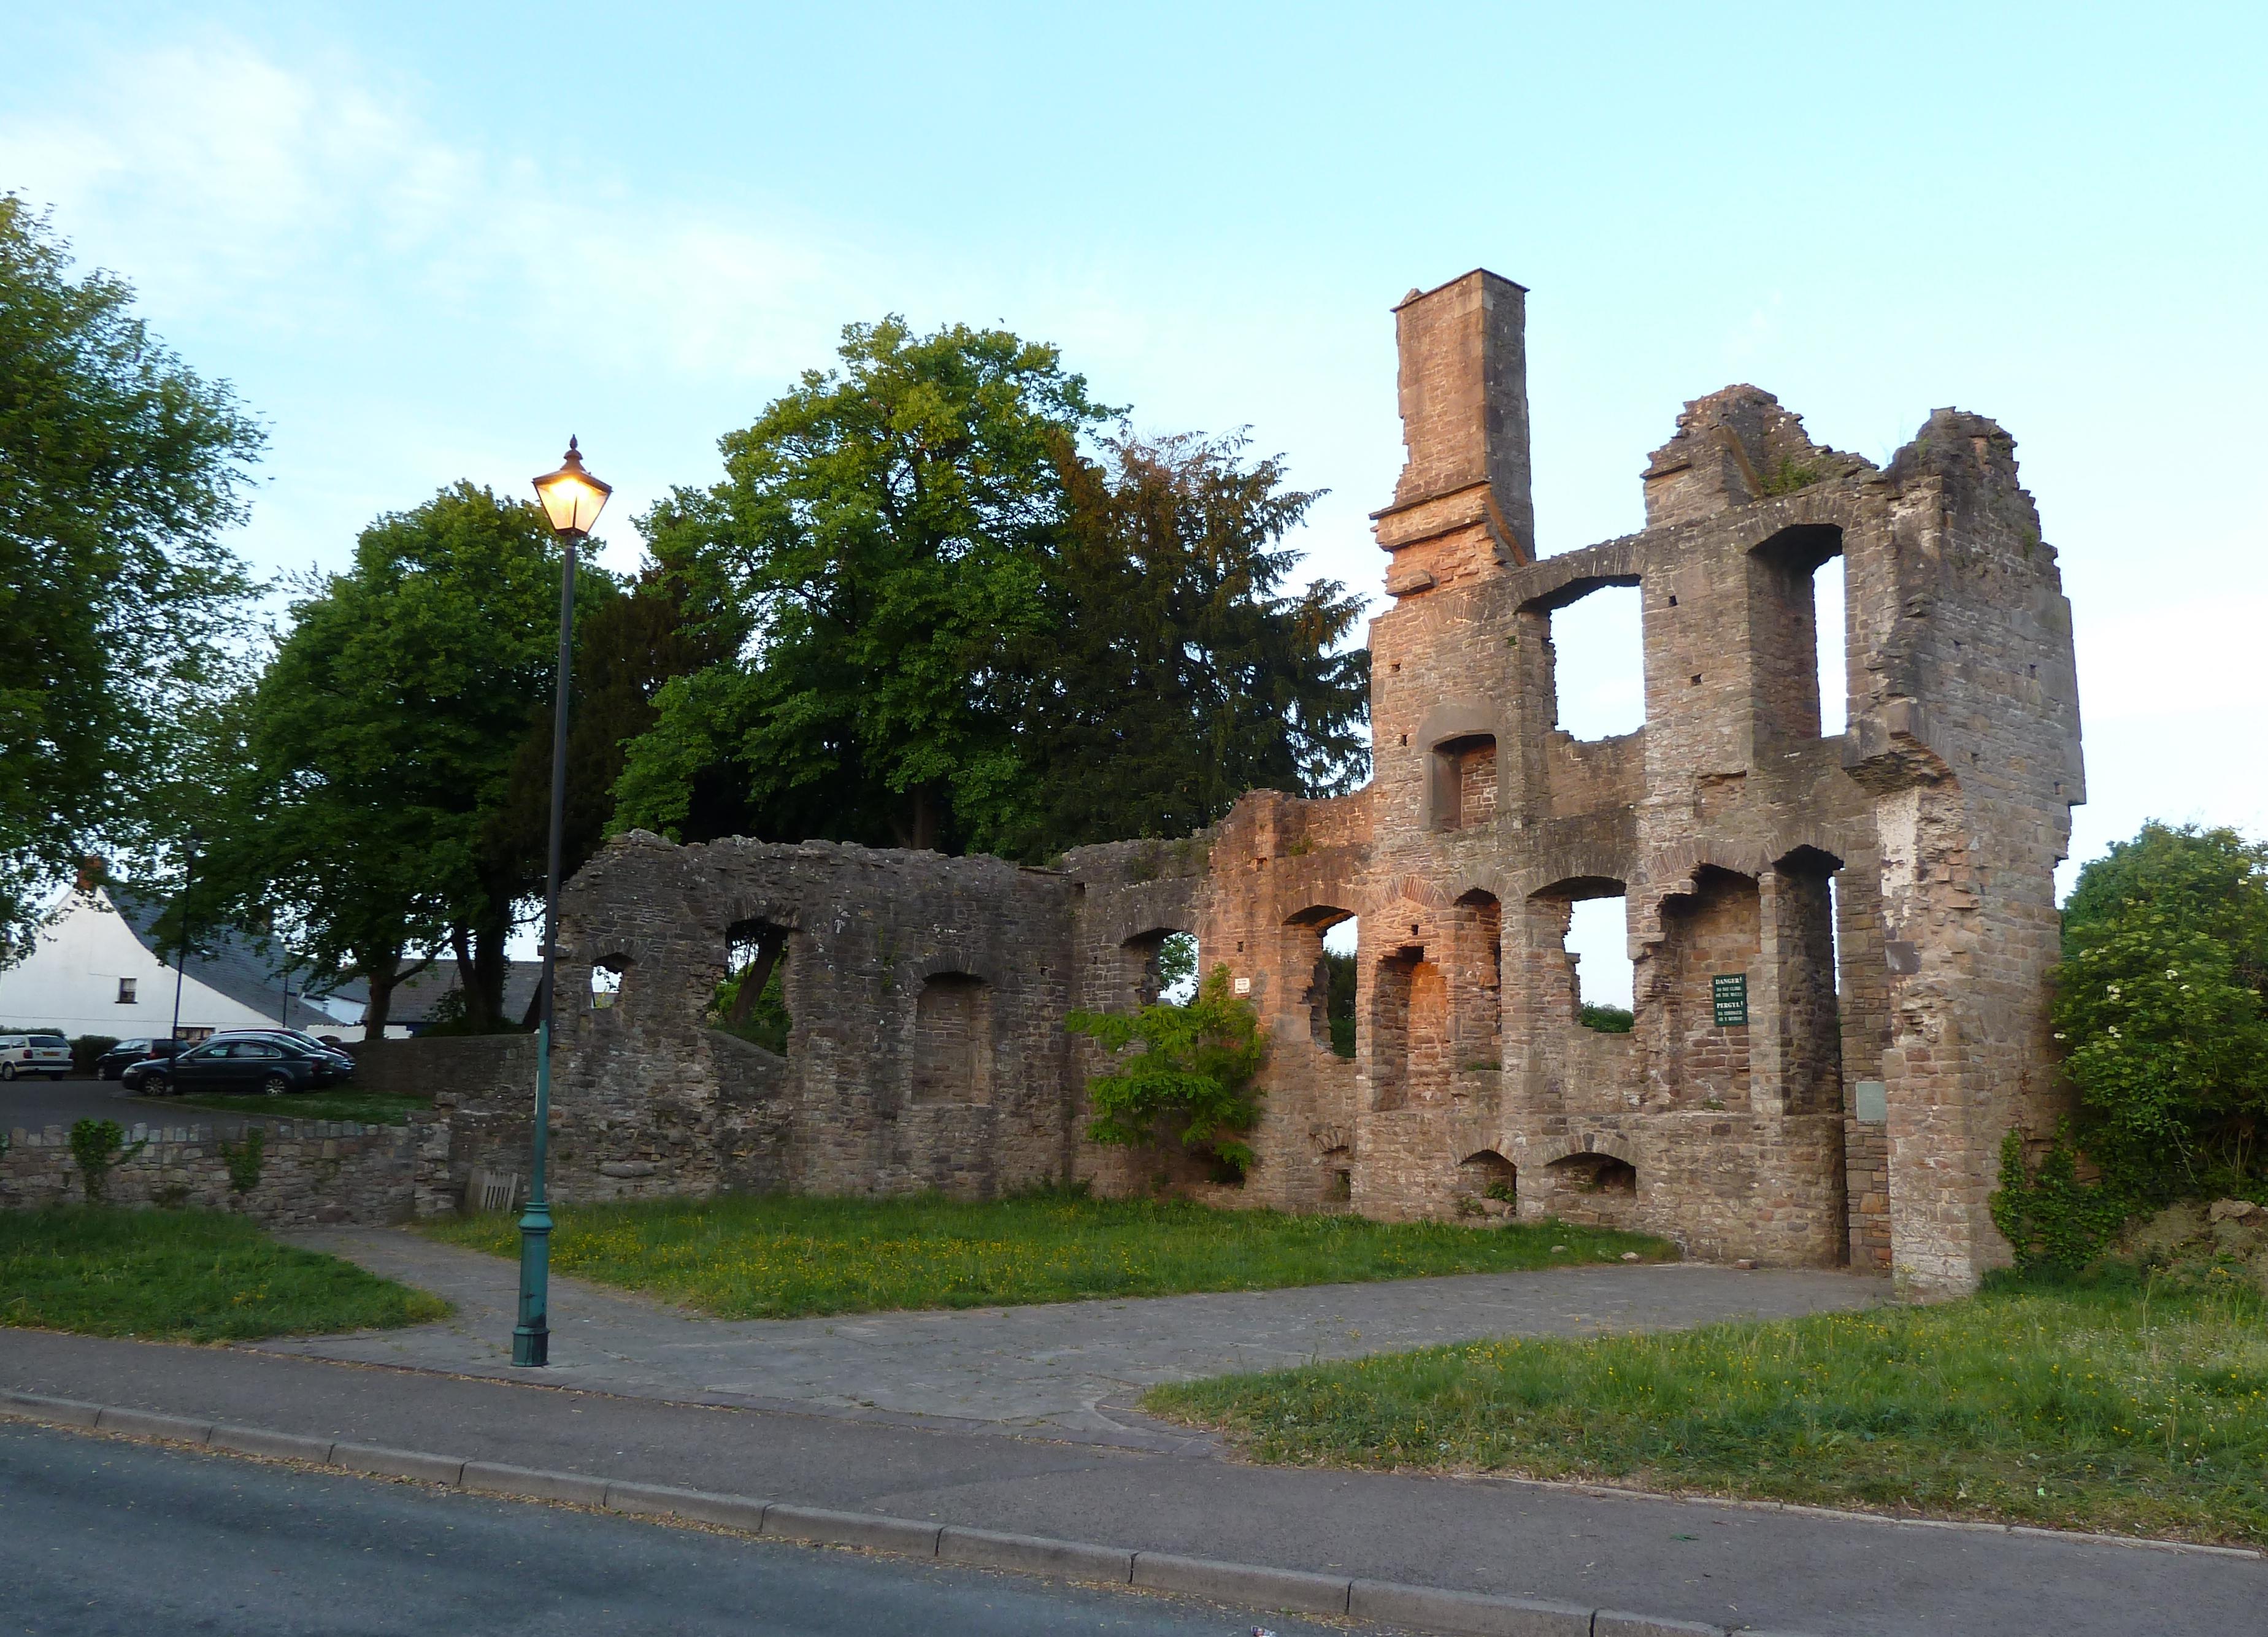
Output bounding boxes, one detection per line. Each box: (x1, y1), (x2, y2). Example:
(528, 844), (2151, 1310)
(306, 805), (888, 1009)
(436, 269), (2082, 1299)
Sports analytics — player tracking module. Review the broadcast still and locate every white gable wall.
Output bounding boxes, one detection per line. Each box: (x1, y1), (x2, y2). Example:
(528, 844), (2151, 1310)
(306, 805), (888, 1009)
(0, 892), (355, 1041)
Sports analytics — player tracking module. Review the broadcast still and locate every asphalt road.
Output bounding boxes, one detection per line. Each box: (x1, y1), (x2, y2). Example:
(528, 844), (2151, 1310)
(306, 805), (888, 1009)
(0, 1073), (252, 1135)
(0, 1422), (1388, 1637)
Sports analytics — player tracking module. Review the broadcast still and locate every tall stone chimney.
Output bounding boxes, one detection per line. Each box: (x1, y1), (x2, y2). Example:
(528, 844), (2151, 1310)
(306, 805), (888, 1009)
(1369, 269), (1534, 597)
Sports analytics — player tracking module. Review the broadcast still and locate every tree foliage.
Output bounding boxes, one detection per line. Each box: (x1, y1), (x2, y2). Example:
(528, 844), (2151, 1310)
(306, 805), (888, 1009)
(202, 485), (588, 1030)
(618, 316), (1112, 853)
(0, 197), (261, 961)
(1994, 822), (2268, 1269)
(1069, 966), (1267, 1180)
(614, 320), (1371, 861)
(2050, 822), (2268, 1195)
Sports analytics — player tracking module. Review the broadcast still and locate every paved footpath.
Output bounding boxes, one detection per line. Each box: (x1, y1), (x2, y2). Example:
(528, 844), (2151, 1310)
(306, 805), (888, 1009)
(252, 1227), (1886, 1442)
(5, 1332), (2261, 1633)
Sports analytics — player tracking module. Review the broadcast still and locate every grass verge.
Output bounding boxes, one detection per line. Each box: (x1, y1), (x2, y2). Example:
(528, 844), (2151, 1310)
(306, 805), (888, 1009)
(1, 1206), (451, 1341)
(1142, 1262), (2268, 1546)
(153, 1090), (431, 1125)
(421, 1190), (1675, 1319)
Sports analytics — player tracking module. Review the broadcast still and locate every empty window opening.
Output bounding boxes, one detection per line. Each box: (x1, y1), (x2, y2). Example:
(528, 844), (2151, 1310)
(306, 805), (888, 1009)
(1547, 583), (1645, 741)
(1321, 1146), (1353, 1204)
(1121, 929), (1199, 1008)
(1567, 895), (1634, 1024)
(1456, 1149), (1517, 1212)
(1749, 524), (1843, 746)
(911, 972), (991, 1105)
(1434, 735), (1498, 829)
(712, 920), (790, 1054)
(1288, 908), (1357, 1057)
(1815, 552), (1847, 736)
(590, 957), (625, 1011)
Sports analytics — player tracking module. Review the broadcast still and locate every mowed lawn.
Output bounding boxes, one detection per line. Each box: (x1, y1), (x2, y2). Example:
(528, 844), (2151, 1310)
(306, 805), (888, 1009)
(1, 1207), (450, 1342)
(1144, 1265), (2268, 1546)
(421, 1190), (1676, 1319)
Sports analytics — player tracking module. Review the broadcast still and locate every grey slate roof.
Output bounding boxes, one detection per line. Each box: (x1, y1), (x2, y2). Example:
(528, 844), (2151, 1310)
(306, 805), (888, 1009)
(109, 888), (359, 1027)
(388, 959), (545, 1027)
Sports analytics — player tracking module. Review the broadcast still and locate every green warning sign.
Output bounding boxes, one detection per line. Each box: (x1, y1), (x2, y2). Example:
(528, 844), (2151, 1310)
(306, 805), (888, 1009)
(1712, 973), (1749, 1027)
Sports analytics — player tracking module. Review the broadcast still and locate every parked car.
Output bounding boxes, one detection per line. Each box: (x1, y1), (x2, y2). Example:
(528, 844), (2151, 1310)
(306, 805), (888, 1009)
(129, 1035), (350, 1098)
(0, 1033), (72, 1081)
(95, 1038), (185, 1079)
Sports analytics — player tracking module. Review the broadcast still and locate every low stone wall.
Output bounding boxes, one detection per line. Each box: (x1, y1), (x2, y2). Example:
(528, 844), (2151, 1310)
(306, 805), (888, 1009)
(349, 1035), (535, 1100)
(0, 1118), (413, 1227)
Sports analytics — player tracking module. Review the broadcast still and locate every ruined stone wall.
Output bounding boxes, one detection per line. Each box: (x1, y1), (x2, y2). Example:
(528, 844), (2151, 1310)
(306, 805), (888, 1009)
(451, 268), (2080, 1298)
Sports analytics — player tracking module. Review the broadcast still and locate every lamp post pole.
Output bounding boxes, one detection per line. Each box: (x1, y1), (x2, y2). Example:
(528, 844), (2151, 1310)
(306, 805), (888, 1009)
(169, 831), (199, 1047)
(517, 437), (611, 1370)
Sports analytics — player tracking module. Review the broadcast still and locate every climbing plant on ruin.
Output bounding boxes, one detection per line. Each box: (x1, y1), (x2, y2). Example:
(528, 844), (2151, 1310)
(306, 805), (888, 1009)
(1069, 966), (1268, 1180)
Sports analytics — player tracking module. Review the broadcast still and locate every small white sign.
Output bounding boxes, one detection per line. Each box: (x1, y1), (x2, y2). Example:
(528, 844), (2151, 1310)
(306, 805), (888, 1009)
(1232, 976), (1251, 996)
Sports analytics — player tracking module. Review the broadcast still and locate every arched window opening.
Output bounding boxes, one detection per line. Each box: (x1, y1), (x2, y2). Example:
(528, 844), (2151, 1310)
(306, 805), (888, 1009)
(712, 920), (790, 1054)
(1548, 1151), (1636, 1195)
(912, 972), (991, 1105)
(1452, 890), (1503, 1067)
(1287, 907), (1357, 1057)
(590, 956), (626, 1010)
(1122, 929), (1199, 1008)
(1372, 944), (1449, 1111)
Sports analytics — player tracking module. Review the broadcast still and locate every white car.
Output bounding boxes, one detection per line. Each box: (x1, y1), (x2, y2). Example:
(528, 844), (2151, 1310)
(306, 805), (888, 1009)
(0, 1032), (73, 1081)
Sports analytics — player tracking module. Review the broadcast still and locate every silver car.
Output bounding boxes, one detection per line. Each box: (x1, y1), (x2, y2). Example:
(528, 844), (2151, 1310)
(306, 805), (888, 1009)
(0, 1032), (73, 1081)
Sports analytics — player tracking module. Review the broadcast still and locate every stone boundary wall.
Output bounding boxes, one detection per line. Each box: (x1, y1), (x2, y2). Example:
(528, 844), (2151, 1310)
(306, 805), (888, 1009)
(348, 1035), (536, 1101)
(0, 1119), (413, 1227)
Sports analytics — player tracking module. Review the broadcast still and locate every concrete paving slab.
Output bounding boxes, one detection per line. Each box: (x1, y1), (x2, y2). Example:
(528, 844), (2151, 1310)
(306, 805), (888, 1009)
(252, 1225), (1886, 1441)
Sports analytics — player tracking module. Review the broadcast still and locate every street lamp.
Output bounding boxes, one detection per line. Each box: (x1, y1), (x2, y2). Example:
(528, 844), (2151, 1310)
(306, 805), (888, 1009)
(515, 436), (612, 1369)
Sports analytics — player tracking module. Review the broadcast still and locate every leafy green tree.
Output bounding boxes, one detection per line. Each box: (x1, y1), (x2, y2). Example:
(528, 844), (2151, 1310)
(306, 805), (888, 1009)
(2050, 822), (2268, 1195)
(0, 197), (261, 962)
(1994, 822), (2268, 1270)
(1020, 431), (1369, 855)
(1069, 966), (1268, 1180)
(616, 324), (1372, 863)
(206, 485), (587, 1031)
(618, 317), (1112, 853)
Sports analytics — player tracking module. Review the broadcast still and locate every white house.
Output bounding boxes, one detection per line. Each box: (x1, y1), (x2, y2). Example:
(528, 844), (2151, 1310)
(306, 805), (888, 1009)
(0, 887), (364, 1043)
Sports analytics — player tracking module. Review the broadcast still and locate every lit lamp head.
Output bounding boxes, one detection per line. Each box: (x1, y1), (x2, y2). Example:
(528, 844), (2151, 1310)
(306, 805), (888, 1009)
(532, 436), (612, 537)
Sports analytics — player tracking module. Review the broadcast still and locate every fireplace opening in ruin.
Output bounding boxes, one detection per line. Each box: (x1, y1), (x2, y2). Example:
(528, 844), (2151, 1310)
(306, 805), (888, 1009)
(1434, 734), (1498, 829)
(1287, 907), (1357, 1056)
(1456, 1149), (1516, 1209)
(712, 919), (791, 1054)
(1749, 524), (1846, 746)
(1545, 1151), (1637, 1227)
(1371, 944), (1449, 1111)
(1545, 581), (1645, 741)
(910, 972), (991, 1105)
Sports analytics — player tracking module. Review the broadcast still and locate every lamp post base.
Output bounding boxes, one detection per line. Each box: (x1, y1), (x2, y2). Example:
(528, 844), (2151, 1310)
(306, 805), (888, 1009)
(512, 1199), (553, 1368)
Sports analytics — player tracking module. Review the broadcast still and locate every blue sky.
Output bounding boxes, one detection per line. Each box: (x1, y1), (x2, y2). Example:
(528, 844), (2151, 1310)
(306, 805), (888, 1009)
(7, 3), (2264, 995)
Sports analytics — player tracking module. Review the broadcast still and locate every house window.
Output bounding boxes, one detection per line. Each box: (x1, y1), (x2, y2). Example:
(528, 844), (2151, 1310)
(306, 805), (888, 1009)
(117, 978), (137, 1004)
